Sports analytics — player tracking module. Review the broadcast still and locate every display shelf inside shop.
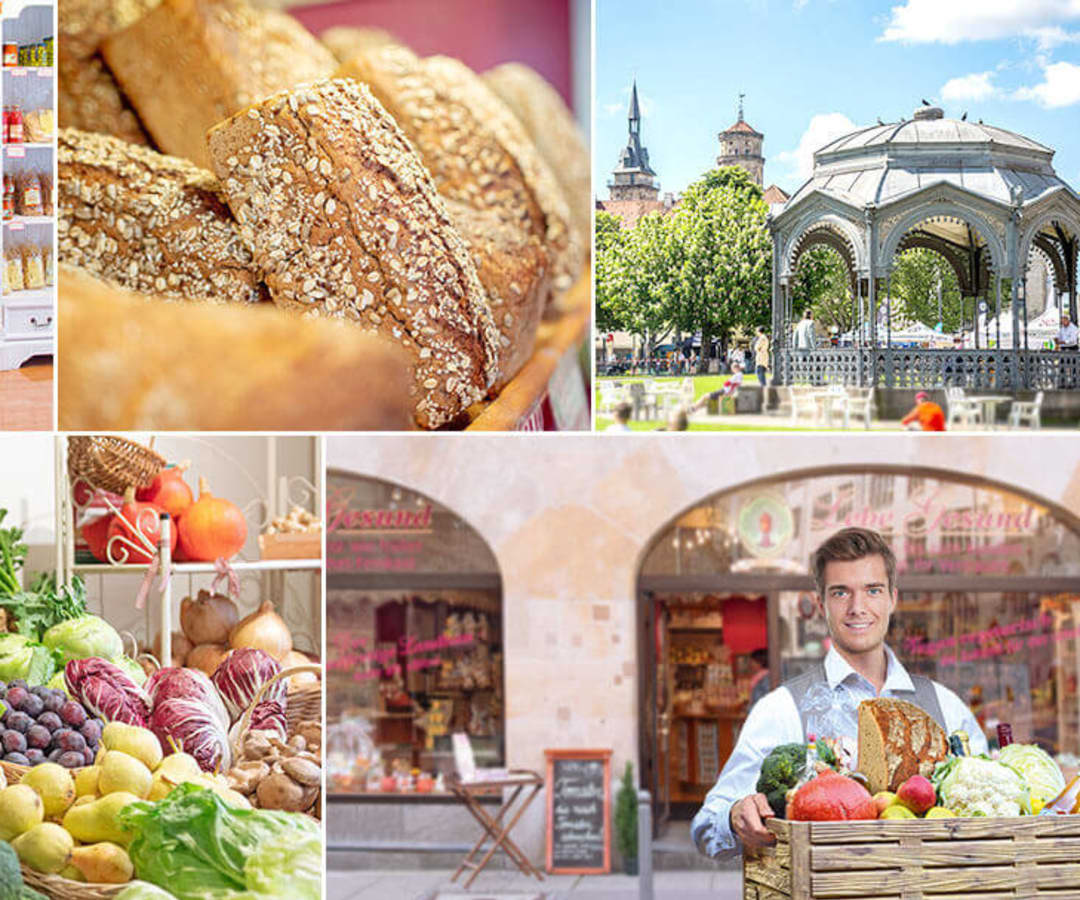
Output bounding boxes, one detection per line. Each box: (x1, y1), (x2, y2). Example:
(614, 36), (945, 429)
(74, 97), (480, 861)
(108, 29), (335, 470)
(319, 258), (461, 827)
(3, 142), (51, 153)
(56, 437), (322, 667)
(465, 267), (590, 431)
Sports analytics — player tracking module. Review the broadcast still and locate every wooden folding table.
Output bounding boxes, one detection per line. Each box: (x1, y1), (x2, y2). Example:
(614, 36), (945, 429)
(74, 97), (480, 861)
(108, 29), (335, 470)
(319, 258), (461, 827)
(448, 769), (545, 888)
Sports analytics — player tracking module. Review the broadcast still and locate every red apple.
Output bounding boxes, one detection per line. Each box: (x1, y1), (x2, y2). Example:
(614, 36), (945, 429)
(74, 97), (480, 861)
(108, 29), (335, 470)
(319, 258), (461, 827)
(896, 775), (936, 816)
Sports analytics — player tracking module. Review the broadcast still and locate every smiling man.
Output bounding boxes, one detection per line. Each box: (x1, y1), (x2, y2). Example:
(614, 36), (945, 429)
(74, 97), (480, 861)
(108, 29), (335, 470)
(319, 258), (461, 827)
(691, 526), (986, 857)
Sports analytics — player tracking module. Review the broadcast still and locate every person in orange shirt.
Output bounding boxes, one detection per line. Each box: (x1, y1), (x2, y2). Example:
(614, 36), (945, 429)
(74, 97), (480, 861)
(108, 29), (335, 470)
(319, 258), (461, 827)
(901, 391), (946, 431)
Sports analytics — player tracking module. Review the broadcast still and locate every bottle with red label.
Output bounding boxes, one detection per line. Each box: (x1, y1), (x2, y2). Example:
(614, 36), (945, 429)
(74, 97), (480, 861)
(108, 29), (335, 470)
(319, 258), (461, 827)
(7, 105), (23, 144)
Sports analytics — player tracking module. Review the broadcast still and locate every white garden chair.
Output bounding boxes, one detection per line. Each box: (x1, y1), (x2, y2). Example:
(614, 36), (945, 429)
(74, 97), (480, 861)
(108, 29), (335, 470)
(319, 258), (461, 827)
(1007, 391), (1043, 430)
(847, 387), (876, 429)
(789, 385), (818, 425)
(945, 387), (982, 428)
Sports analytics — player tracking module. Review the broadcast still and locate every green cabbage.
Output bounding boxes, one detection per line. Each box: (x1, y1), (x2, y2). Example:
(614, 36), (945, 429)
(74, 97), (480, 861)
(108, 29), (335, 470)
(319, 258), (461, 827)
(115, 885), (178, 900)
(111, 655), (148, 687)
(999, 744), (1066, 806)
(45, 671), (69, 696)
(41, 615), (123, 666)
(0, 633), (36, 681)
(118, 784), (321, 900)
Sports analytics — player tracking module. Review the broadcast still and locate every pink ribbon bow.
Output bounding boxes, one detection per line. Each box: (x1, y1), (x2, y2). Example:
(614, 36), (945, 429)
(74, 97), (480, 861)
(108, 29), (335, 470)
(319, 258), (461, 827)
(212, 557), (240, 598)
(134, 551), (171, 611)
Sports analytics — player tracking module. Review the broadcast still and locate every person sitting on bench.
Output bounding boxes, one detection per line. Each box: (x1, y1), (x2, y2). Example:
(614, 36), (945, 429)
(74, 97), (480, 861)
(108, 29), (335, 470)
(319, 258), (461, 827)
(691, 363), (743, 413)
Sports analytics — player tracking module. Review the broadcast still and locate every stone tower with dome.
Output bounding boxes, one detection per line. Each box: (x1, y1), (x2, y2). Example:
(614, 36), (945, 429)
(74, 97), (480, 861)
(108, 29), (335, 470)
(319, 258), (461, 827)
(717, 94), (765, 186)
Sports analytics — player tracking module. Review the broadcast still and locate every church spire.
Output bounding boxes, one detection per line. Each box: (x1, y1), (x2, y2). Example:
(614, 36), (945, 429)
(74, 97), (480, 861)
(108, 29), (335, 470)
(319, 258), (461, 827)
(738, 92), (745, 123)
(629, 79), (641, 135)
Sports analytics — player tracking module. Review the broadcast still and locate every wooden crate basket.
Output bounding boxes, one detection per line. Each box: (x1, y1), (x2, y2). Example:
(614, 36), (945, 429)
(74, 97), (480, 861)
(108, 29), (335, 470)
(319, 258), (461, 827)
(744, 816), (1080, 900)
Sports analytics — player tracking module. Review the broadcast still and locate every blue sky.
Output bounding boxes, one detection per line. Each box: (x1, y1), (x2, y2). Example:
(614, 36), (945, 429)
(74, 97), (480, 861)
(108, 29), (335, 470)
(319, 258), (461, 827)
(595, 0), (1080, 198)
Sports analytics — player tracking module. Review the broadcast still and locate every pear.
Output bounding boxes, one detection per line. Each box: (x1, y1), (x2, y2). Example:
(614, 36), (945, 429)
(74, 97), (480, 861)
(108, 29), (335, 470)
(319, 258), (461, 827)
(60, 863), (86, 882)
(98, 751), (153, 799)
(149, 753), (202, 801)
(0, 784), (44, 841)
(102, 722), (163, 771)
(62, 791), (141, 845)
(75, 766), (101, 798)
(69, 842), (134, 884)
(72, 795), (97, 808)
(21, 763), (77, 819)
(12, 822), (74, 873)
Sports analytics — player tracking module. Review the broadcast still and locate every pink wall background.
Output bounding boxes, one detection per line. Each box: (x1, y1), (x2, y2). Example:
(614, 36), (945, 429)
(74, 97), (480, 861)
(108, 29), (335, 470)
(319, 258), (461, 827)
(291, 0), (574, 107)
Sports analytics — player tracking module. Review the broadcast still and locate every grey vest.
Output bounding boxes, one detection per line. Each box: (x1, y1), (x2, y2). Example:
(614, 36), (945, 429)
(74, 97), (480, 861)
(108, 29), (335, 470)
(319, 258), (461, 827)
(783, 659), (947, 738)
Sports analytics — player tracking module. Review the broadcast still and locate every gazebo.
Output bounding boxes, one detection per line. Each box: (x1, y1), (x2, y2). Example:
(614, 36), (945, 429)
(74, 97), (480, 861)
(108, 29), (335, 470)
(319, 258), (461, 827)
(769, 105), (1080, 391)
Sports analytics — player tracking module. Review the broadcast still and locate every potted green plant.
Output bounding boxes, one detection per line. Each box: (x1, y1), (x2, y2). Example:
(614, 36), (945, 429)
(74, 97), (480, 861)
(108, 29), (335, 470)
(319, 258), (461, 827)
(614, 761), (638, 875)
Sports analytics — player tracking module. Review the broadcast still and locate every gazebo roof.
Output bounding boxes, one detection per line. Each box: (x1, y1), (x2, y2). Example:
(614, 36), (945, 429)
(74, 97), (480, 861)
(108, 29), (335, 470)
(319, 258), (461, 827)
(780, 107), (1074, 214)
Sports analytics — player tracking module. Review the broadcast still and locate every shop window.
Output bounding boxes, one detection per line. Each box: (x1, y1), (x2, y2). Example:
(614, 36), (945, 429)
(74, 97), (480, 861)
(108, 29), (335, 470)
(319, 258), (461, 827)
(325, 471), (503, 797)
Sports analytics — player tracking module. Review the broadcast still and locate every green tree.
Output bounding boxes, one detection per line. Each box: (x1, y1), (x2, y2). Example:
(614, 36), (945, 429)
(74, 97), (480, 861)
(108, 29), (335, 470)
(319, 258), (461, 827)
(790, 245), (853, 338)
(890, 248), (963, 332)
(668, 167), (772, 372)
(595, 211), (674, 355)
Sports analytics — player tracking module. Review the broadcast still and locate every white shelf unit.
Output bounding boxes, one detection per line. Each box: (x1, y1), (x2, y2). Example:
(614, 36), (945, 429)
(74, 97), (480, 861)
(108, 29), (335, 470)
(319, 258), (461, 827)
(54, 436), (324, 668)
(1, 1), (54, 371)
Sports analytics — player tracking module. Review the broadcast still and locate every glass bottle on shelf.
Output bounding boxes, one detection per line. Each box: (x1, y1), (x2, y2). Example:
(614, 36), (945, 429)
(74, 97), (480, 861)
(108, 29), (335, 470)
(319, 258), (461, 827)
(7, 105), (23, 144)
(997, 723), (1013, 749)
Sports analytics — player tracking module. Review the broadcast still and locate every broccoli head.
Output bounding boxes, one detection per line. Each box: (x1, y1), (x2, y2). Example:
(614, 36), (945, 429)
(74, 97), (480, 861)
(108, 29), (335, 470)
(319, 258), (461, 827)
(755, 741), (838, 818)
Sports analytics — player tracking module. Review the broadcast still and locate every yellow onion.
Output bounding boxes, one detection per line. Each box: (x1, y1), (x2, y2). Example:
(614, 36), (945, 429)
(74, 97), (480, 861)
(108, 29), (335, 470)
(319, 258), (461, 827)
(229, 600), (292, 662)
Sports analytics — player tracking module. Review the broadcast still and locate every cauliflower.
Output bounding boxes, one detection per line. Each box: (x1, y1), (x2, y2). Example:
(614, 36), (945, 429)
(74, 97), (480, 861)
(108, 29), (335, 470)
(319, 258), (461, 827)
(933, 756), (1031, 817)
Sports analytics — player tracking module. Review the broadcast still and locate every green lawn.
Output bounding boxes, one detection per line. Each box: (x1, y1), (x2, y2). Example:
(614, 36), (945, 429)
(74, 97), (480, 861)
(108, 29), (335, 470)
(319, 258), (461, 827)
(595, 374), (761, 406)
(596, 417), (817, 432)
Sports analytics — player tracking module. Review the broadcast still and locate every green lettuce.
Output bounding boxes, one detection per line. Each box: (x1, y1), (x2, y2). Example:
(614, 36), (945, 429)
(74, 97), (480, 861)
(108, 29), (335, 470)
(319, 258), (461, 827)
(0, 633), (36, 681)
(41, 615), (123, 666)
(111, 655), (148, 687)
(999, 743), (1067, 806)
(118, 784), (320, 900)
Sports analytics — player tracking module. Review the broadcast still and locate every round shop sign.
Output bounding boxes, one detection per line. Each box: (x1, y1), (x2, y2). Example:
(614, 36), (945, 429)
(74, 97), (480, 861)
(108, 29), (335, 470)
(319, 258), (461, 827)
(737, 493), (794, 559)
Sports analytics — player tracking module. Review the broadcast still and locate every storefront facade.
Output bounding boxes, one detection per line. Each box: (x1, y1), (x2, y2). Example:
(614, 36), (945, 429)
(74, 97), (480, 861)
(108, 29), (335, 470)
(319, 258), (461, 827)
(326, 435), (1080, 867)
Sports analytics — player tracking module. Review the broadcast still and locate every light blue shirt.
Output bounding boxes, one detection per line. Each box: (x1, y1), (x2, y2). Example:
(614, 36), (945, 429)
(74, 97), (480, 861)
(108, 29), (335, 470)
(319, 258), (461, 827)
(690, 645), (987, 859)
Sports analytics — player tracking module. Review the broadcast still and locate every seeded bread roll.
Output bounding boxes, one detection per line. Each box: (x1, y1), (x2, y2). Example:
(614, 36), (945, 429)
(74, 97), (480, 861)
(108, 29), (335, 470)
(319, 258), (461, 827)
(206, 78), (500, 430)
(483, 62), (591, 247)
(320, 25), (399, 62)
(857, 697), (948, 794)
(102, 0), (336, 168)
(59, 266), (415, 431)
(59, 127), (265, 304)
(59, 0), (160, 143)
(338, 46), (581, 295)
(443, 199), (548, 389)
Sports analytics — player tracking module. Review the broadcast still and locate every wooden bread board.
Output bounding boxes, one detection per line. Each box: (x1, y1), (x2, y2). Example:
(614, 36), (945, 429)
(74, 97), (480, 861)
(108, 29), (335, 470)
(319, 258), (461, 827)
(743, 815), (1080, 899)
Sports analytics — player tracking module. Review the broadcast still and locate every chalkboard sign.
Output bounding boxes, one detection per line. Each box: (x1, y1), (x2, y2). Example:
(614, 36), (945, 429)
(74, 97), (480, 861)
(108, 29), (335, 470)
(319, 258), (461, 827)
(545, 748), (612, 875)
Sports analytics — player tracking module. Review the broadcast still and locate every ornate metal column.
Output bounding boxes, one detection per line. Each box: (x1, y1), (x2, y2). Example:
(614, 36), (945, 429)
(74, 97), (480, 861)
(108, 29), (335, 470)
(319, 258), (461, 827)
(1007, 187), (1023, 385)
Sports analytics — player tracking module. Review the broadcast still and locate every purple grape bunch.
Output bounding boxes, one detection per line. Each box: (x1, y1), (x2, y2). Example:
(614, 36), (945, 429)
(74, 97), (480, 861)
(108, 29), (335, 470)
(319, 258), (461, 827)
(0, 683), (100, 768)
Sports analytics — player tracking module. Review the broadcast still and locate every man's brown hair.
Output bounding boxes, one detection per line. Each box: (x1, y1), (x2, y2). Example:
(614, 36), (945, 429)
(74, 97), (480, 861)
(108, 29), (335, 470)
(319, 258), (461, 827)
(811, 527), (897, 595)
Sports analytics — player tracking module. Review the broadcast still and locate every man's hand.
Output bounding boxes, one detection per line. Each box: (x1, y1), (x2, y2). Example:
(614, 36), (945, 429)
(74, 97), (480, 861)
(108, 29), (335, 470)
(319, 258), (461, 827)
(730, 793), (776, 851)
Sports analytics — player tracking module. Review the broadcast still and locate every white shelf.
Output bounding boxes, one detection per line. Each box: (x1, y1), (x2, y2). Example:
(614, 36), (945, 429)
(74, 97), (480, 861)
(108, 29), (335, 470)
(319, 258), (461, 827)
(4, 143), (53, 155)
(4, 215), (53, 226)
(72, 558), (322, 575)
(3, 66), (52, 76)
(2, 287), (53, 304)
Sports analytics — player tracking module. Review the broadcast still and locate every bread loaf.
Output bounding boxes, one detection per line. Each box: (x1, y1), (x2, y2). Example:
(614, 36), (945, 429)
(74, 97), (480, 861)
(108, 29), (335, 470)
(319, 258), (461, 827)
(483, 62), (591, 246)
(59, 0), (159, 143)
(443, 198), (548, 389)
(338, 46), (580, 294)
(58, 127), (265, 304)
(320, 25), (399, 62)
(59, 266), (415, 431)
(102, 0), (336, 168)
(206, 78), (500, 429)
(857, 697), (948, 794)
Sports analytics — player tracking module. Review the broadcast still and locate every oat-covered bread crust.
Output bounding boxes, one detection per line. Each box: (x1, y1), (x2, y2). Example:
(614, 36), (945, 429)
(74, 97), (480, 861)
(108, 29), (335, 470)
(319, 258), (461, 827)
(59, 266), (414, 431)
(320, 25), (399, 62)
(102, 0), (336, 167)
(206, 78), (500, 430)
(857, 697), (948, 794)
(483, 62), (591, 247)
(338, 46), (580, 293)
(59, 56), (152, 145)
(60, 0), (161, 60)
(443, 198), (548, 389)
(59, 127), (265, 304)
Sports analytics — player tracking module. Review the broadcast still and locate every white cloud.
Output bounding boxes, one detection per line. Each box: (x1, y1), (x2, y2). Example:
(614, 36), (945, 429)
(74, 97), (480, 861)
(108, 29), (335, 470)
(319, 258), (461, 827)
(774, 112), (859, 181)
(941, 71), (998, 102)
(1014, 60), (1080, 107)
(881, 0), (1080, 45)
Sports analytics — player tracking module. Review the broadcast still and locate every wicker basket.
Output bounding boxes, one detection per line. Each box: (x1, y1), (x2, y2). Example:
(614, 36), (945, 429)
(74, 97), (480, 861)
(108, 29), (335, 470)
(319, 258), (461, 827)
(22, 867), (128, 900)
(68, 435), (166, 495)
(286, 683), (321, 733)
